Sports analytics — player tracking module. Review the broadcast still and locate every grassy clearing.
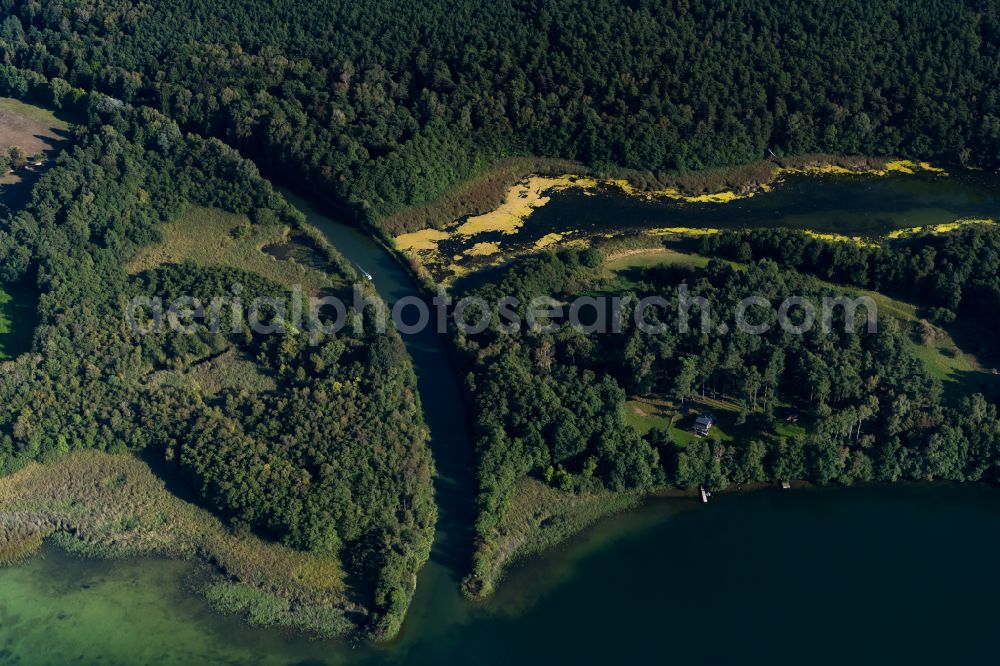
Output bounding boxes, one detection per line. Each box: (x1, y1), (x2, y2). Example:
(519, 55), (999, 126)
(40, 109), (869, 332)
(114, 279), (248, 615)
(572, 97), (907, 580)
(0, 451), (359, 637)
(623, 397), (677, 436)
(906, 327), (998, 402)
(0, 97), (70, 184)
(625, 395), (780, 449)
(0, 97), (69, 141)
(0, 282), (37, 360)
(603, 247), (710, 276)
(143, 348), (277, 395)
(599, 247), (740, 293)
(129, 206), (339, 294)
(831, 285), (997, 401)
(468, 478), (641, 598)
(910, 341), (976, 382)
(626, 395), (730, 444)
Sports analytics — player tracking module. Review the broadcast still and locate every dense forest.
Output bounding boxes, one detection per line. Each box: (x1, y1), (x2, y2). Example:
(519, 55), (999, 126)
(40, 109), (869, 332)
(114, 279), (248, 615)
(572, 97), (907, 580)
(454, 249), (1000, 594)
(0, 70), (434, 639)
(2, 0), (1000, 227)
(702, 226), (1000, 355)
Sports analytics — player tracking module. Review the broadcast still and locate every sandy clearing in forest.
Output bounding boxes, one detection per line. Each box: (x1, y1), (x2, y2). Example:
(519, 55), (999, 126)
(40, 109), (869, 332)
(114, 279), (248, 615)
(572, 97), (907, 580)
(0, 97), (68, 156)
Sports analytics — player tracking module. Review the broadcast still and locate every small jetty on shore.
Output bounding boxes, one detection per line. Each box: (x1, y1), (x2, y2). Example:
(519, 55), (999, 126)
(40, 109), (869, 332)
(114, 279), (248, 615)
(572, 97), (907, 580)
(700, 486), (711, 503)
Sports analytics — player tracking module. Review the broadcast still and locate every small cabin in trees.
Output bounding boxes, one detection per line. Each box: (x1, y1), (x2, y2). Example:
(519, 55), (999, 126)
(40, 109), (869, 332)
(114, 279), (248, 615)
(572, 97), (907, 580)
(693, 414), (714, 436)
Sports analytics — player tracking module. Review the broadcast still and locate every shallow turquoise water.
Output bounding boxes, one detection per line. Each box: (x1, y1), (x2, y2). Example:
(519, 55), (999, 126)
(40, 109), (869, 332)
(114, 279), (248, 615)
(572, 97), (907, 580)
(3, 485), (1000, 664)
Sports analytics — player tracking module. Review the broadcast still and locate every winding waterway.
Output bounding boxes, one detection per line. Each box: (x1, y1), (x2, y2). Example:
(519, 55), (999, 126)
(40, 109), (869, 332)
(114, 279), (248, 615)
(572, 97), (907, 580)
(432, 169), (1000, 278)
(1, 177), (1000, 664)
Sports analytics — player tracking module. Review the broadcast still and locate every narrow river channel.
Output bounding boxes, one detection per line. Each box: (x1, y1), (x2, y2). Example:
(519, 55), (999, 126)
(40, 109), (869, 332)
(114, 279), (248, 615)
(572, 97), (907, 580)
(1, 177), (1000, 664)
(280, 190), (479, 645)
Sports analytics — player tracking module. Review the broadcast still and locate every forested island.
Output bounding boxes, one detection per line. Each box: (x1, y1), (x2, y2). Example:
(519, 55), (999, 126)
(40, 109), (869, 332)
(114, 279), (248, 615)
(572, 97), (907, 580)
(0, 0), (998, 653)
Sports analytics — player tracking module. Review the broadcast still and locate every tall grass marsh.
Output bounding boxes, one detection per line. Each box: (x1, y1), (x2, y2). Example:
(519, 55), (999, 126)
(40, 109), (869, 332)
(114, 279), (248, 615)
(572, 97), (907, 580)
(0, 451), (359, 637)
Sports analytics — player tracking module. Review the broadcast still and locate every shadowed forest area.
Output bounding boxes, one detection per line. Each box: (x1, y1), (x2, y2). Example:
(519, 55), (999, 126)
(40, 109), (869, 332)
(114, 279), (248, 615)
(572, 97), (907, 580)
(3, 0), (1000, 227)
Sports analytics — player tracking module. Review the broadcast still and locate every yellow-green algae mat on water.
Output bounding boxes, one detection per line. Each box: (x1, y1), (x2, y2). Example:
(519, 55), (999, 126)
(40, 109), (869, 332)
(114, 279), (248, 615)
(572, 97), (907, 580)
(643, 217), (996, 248)
(778, 159), (948, 178)
(392, 173), (759, 281)
(885, 218), (996, 239)
(393, 160), (959, 282)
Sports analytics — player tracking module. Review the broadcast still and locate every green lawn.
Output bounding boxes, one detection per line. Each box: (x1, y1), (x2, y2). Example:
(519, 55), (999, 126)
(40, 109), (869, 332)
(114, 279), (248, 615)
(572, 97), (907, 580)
(0, 96), (70, 131)
(834, 285), (997, 402)
(772, 418), (809, 439)
(601, 248), (711, 292)
(625, 394), (814, 453)
(0, 283), (37, 360)
(908, 337), (998, 403)
(603, 248), (710, 274)
(625, 396), (743, 447)
(623, 408), (673, 436)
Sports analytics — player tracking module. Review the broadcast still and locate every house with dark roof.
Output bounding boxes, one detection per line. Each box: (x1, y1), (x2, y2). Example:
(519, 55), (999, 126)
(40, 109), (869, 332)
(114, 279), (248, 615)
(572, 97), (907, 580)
(693, 413), (714, 436)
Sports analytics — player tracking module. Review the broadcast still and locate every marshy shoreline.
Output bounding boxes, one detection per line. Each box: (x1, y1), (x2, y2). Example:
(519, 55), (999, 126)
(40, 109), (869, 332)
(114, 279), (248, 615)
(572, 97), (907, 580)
(389, 155), (968, 284)
(0, 450), (365, 639)
(383, 153), (931, 238)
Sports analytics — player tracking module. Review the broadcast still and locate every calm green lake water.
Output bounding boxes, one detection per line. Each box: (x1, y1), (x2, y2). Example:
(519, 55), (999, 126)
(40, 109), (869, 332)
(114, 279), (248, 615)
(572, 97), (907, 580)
(3, 485), (1000, 665)
(2, 177), (1000, 664)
